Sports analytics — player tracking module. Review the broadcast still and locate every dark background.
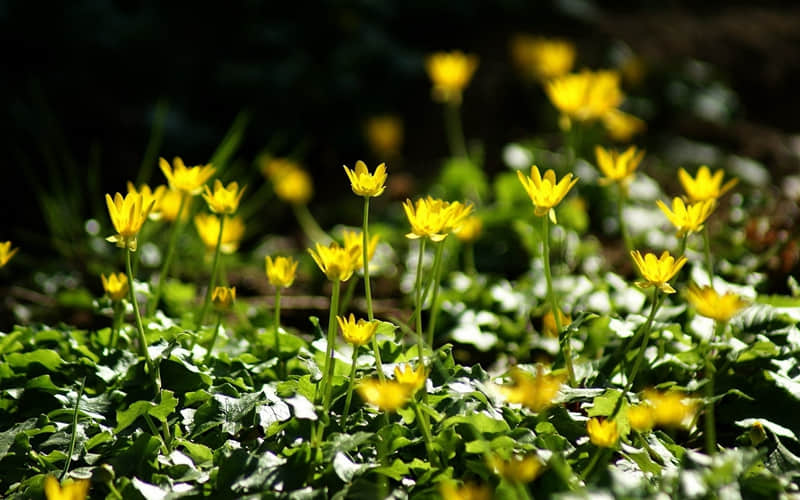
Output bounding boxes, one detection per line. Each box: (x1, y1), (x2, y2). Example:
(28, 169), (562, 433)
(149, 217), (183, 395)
(2, 0), (800, 257)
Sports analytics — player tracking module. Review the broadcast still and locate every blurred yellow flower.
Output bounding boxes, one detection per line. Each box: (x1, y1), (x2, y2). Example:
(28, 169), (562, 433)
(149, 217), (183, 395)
(656, 197), (716, 237)
(498, 367), (564, 413)
(425, 51), (479, 104)
(265, 256), (298, 288)
(159, 157), (215, 195)
(627, 404), (655, 432)
(159, 189), (189, 222)
(510, 35), (575, 81)
(594, 145), (644, 190)
(127, 182), (167, 220)
(273, 165), (313, 205)
(440, 481), (491, 500)
(358, 379), (413, 412)
(44, 475), (90, 500)
(101, 272), (129, 301)
(488, 453), (543, 484)
(393, 363), (426, 393)
(337, 314), (378, 346)
(0, 241), (19, 268)
(202, 180), (245, 215)
(403, 197), (473, 242)
(630, 250), (687, 294)
(687, 283), (749, 322)
(587, 417), (619, 447)
(678, 166), (738, 203)
(642, 389), (698, 428)
(343, 230), (379, 270)
(307, 241), (360, 282)
(194, 214), (245, 254)
(365, 115), (403, 157)
(542, 308), (571, 338)
(516, 166), (578, 223)
(343, 160), (387, 197)
(545, 70), (623, 125)
(455, 215), (483, 243)
(211, 286), (236, 311)
(601, 108), (646, 142)
(105, 192), (154, 251)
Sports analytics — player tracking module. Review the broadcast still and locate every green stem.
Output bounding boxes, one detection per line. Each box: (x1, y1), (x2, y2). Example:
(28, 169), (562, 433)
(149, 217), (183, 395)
(274, 289), (284, 377)
(362, 197), (385, 382)
(542, 216), (575, 386)
(617, 185), (632, 254)
(413, 401), (441, 468)
(703, 226), (714, 284)
(341, 345), (360, 426)
(197, 214), (226, 328)
(110, 301), (122, 349)
(60, 377), (86, 480)
(143, 414), (169, 455)
(322, 280), (342, 411)
(624, 288), (661, 395)
(426, 240), (446, 347)
(339, 278), (357, 314)
(204, 314), (223, 365)
(580, 447), (608, 481)
(414, 239), (428, 370)
(464, 242), (476, 275)
(515, 481), (533, 500)
(293, 204), (331, 245)
(127, 248), (159, 390)
(704, 353), (717, 456)
(149, 193), (187, 314)
(444, 101), (468, 160)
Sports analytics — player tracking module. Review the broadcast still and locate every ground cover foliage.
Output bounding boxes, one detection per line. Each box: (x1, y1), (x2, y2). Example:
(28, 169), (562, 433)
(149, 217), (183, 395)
(3, 35), (800, 500)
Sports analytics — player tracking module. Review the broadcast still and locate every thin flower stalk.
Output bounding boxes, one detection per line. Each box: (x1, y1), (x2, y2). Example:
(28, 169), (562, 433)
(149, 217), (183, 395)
(704, 319), (726, 456)
(196, 214), (226, 328)
(412, 399), (441, 468)
(204, 314), (223, 365)
(61, 377), (86, 480)
(322, 280), (342, 411)
(341, 344), (360, 425)
(617, 184), (633, 254)
(703, 226), (714, 284)
(361, 197), (386, 382)
(110, 301), (123, 349)
(426, 240), (446, 347)
(413, 238), (428, 372)
(624, 287), (662, 395)
(149, 192), (188, 314)
(542, 215), (576, 386)
(126, 248), (160, 390)
(444, 100), (469, 159)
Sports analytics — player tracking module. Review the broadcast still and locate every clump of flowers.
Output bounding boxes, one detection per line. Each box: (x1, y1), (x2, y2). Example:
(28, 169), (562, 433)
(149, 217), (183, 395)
(510, 35), (575, 81)
(656, 197), (716, 238)
(266, 256), (298, 289)
(127, 182), (167, 220)
(194, 214), (245, 254)
(365, 115), (403, 157)
(516, 166), (578, 223)
(425, 51), (479, 104)
(687, 283), (749, 323)
(202, 180), (246, 215)
(498, 367), (564, 413)
(101, 272), (129, 301)
(44, 476), (90, 500)
(594, 145), (644, 192)
(159, 157), (216, 195)
(440, 481), (491, 500)
(263, 158), (314, 205)
(105, 192), (154, 251)
(630, 250), (687, 294)
(488, 453), (543, 484)
(357, 379), (414, 412)
(629, 390), (699, 430)
(587, 418), (619, 448)
(545, 70), (623, 126)
(679, 166), (738, 203)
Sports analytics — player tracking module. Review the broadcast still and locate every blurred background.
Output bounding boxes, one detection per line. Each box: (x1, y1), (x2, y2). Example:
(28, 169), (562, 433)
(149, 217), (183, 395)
(2, 0), (800, 319)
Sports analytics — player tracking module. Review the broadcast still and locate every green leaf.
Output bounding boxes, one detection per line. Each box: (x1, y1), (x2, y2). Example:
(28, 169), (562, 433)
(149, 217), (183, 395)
(440, 412), (509, 434)
(5, 349), (63, 371)
(115, 390), (178, 432)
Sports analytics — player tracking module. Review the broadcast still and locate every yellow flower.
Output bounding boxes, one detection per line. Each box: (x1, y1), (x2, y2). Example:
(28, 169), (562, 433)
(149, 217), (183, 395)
(627, 405), (655, 432)
(516, 166), (579, 223)
(127, 182), (167, 220)
(365, 115), (403, 156)
(159, 157), (216, 195)
(337, 314), (379, 346)
(403, 197), (473, 242)
(686, 283), (749, 322)
(393, 363), (427, 393)
(307, 241), (360, 282)
(642, 389), (698, 428)
(510, 35), (575, 81)
(425, 51), (479, 104)
(202, 180), (245, 215)
(358, 379), (413, 412)
(545, 70), (623, 124)
(159, 189), (189, 222)
(211, 286), (236, 311)
(455, 215), (483, 243)
(587, 418), (619, 448)
(594, 145), (644, 190)
(542, 308), (571, 338)
(678, 166), (738, 203)
(265, 256), (298, 288)
(342, 230), (379, 270)
(343, 160), (387, 198)
(273, 165), (313, 205)
(440, 481), (492, 500)
(101, 272), (129, 301)
(630, 250), (687, 294)
(0, 241), (19, 268)
(194, 214), (245, 254)
(44, 475), (90, 500)
(656, 197), (716, 238)
(498, 367), (564, 413)
(105, 192), (154, 251)
(601, 108), (646, 142)
(488, 454), (543, 484)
